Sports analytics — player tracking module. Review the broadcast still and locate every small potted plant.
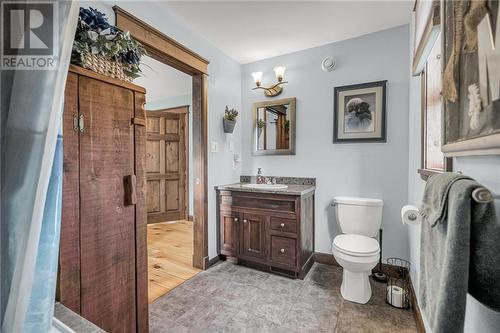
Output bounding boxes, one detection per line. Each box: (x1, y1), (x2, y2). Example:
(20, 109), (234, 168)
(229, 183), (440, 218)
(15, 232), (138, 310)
(223, 106), (238, 133)
(257, 119), (266, 137)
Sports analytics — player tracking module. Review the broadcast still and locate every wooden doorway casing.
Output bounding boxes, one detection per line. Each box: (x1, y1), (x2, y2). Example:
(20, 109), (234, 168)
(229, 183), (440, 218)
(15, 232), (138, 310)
(114, 7), (209, 332)
(146, 106), (189, 223)
(113, 6), (209, 268)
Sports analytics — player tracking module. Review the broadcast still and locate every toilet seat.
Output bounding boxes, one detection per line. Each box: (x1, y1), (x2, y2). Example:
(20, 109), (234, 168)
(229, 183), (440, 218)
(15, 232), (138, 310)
(333, 234), (379, 257)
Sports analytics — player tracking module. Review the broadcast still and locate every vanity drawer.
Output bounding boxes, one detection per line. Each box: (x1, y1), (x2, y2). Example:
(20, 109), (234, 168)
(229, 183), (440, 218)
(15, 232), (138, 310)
(270, 217), (297, 233)
(232, 196), (296, 212)
(270, 236), (296, 268)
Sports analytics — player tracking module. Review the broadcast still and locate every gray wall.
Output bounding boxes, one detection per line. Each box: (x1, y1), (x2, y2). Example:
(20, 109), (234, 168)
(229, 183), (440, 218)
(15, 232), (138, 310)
(85, 1), (243, 259)
(407, 17), (500, 333)
(241, 25), (411, 258)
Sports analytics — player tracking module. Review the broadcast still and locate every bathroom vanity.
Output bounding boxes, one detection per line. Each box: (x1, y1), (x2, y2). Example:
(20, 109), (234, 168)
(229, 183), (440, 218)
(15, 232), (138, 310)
(215, 177), (315, 278)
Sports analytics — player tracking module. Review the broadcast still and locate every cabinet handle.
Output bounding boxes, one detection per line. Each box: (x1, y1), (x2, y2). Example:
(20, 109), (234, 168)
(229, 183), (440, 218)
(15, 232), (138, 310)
(243, 219), (248, 223)
(280, 223), (285, 228)
(280, 248), (285, 254)
(78, 114), (85, 133)
(73, 113), (79, 132)
(124, 175), (137, 206)
(234, 218), (239, 222)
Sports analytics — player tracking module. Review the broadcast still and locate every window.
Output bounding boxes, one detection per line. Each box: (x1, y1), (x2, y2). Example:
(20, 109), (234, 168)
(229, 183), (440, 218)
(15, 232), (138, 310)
(418, 33), (452, 180)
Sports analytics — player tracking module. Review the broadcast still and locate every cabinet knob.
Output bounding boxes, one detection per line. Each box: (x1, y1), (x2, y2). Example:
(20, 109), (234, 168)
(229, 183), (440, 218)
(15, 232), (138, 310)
(234, 218), (239, 222)
(280, 223), (285, 228)
(280, 248), (285, 254)
(243, 219), (248, 223)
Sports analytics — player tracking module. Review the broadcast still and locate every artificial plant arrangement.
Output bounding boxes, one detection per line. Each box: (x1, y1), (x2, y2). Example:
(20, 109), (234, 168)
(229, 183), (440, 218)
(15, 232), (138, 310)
(72, 7), (146, 81)
(223, 106), (238, 133)
(257, 119), (266, 129)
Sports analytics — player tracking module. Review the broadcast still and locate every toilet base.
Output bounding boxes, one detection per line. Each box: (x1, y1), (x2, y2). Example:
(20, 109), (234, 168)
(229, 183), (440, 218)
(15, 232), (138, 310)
(340, 269), (372, 304)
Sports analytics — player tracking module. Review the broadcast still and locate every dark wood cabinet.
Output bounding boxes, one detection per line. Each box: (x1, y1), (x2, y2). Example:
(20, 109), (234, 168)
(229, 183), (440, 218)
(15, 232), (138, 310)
(57, 65), (148, 333)
(220, 210), (239, 256)
(240, 213), (267, 260)
(217, 189), (314, 278)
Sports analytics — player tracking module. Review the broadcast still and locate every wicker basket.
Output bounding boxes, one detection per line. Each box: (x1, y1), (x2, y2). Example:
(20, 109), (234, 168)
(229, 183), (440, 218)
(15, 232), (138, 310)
(80, 53), (132, 82)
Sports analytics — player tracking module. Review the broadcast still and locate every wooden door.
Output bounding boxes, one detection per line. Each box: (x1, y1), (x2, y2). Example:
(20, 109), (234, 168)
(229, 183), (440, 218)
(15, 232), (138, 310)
(220, 210), (240, 256)
(146, 107), (188, 223)
(58, 72), (80, 312)
(78, 76), (137, 333)
(240, 213), (267, 259)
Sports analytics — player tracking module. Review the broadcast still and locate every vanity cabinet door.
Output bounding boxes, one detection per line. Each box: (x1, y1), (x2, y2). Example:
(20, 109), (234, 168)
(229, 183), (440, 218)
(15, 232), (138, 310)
(220, 210), (240, 256)
(240, 213), (267, 260)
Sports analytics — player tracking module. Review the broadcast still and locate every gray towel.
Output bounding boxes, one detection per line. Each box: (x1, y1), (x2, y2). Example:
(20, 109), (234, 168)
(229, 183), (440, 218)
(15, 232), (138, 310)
(420, 172), (500, 333)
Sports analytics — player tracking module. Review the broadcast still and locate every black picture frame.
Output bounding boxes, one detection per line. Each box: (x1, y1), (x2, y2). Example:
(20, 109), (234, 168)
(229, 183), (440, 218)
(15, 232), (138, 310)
(333, 80), (387, 143)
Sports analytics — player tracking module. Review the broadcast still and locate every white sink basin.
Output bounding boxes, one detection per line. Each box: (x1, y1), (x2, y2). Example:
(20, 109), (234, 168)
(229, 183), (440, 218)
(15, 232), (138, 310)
(241, 183), (288, 190)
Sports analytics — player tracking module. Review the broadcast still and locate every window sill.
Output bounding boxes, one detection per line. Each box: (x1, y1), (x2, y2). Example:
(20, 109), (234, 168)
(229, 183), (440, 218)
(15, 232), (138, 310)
(417, 168), (444, 181)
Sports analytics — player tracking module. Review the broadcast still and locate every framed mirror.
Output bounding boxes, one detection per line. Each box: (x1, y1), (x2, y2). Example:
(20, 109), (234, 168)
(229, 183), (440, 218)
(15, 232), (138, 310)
(252, 97), (296, 155)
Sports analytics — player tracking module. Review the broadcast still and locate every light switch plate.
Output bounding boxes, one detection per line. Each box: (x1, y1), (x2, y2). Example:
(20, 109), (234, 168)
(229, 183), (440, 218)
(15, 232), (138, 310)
(211, 141), (218, 153)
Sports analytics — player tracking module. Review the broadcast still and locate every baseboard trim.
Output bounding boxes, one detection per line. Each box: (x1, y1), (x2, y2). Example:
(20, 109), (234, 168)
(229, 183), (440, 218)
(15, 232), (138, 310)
(208, 255), (220, 267)
(313, 252), (339, 266)
(409, 275), (426, 333)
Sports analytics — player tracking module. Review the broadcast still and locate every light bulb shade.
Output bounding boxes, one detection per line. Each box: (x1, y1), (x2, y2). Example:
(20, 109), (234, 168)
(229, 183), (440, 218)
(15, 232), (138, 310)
(274, 66), (286, 81)
(251, 72), (263, 86)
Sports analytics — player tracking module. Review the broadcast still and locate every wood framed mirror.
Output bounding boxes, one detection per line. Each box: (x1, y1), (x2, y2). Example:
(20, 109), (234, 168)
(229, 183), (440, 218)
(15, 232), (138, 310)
(252, 97), (296, 156)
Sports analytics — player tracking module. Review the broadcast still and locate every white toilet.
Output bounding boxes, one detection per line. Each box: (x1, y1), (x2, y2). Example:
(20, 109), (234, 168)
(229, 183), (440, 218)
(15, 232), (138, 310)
(332, 196), (383, 304)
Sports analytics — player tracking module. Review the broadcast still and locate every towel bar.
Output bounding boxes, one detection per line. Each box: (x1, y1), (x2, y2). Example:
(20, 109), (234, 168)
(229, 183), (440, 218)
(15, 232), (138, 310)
(472, 187), (500, 203)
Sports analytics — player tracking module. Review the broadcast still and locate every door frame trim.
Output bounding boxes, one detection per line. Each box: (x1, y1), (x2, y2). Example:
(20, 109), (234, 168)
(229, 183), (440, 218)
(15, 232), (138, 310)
(114, 6), (210, 271)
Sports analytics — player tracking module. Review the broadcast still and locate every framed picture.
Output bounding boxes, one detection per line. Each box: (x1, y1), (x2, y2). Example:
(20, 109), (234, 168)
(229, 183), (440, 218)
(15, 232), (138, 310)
(333, 80), (387, 143)
(441, 1), (500, 156)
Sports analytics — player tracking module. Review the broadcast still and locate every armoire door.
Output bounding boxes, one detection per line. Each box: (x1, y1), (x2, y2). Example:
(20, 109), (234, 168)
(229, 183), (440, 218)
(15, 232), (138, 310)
(240, 213), (267, 260)
(146, 107), (188, 223)
(78, 76), (137, 333)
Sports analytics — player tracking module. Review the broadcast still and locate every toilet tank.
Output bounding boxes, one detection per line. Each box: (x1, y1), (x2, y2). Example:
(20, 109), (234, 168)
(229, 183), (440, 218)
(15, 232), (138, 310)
(333, 196), (383, 237)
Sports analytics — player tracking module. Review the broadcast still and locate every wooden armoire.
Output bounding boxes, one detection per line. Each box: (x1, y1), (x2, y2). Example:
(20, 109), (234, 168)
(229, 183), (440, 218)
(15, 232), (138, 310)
(57, 65), (148, 333)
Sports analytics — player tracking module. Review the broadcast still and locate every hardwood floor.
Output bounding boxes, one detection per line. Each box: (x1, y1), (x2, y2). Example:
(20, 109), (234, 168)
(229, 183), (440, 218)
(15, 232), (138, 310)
(147, 221), (201, 303)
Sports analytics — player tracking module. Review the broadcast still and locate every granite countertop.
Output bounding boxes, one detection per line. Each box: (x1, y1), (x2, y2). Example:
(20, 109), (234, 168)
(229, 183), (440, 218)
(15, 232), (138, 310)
(215, 183), (315, 196)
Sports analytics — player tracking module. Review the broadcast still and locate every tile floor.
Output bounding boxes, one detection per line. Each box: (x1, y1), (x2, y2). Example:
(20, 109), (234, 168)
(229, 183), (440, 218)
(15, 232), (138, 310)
(149, 261), (418, 333)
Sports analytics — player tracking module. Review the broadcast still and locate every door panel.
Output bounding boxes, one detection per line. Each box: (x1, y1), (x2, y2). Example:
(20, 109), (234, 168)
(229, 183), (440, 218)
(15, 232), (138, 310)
(146, 108), (188, 223)
(58, 72), (81, 312)
(78, 76), (136, 333)
(241, 213), (266, 259)
(221, 210), (239, 256)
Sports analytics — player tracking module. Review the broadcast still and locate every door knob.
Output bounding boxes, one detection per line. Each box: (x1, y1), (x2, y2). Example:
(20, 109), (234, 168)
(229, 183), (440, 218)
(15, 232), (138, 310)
(243, 219), (248, 223)
(280, 223), (285, 228)
(280, 248), (285, 254)
(234, 218), (239, 222)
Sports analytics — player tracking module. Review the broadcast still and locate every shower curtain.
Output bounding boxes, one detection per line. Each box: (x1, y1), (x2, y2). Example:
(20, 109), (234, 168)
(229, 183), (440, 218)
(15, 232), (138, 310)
(1, 1), (79, 332)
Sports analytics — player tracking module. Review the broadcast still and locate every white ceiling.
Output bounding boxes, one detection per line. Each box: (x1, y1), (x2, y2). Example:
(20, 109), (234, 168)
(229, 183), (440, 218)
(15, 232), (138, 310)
(161, 1), (414, 64)
(135, 55), (192, 102)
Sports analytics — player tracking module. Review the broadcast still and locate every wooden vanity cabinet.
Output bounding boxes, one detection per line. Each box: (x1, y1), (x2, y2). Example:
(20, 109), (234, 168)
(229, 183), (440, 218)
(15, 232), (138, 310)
(217, 190), (314, 278)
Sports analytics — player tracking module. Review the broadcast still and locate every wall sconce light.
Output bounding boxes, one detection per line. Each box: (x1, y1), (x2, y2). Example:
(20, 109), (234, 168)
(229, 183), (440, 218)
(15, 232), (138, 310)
(251, 66), (288, 97)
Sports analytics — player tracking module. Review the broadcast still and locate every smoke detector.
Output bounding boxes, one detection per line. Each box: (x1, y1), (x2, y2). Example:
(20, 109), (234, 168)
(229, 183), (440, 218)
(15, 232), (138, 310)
(321, 57), (336, 72)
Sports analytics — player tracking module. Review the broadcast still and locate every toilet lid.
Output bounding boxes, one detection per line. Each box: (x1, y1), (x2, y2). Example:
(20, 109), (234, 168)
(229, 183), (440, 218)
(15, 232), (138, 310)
(333, 234), (380, 256)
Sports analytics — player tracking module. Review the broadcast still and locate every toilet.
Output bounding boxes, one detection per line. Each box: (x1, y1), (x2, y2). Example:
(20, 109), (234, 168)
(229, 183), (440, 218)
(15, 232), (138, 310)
(332, 196), (383, 304)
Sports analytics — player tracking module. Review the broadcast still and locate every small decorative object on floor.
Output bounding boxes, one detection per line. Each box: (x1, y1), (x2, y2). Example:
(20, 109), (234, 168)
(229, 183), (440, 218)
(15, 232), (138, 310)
(72, 7), (146, 82)
(372, 229), (388, 283)
(386, 258), (411, 309)
(223, 106), (238, 133)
